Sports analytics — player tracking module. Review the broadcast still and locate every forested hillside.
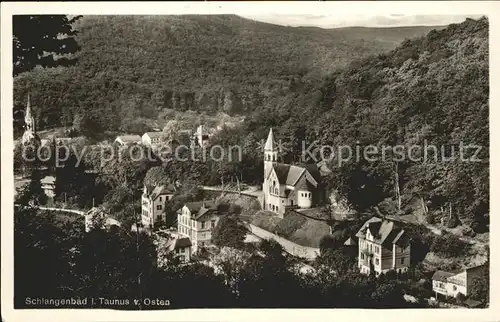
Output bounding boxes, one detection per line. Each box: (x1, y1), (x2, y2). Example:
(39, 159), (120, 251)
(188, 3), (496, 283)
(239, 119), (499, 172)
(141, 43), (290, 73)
(13, 16), (488, 232)
(232, 17), (489, 231)
(13, 15), (440, 137)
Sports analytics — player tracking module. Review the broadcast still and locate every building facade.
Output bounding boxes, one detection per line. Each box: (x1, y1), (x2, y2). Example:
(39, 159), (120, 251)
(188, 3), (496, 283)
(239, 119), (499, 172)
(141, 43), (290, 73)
(177, 200), (219, 253)
(356, 217), (411, 276)
(432, 264), (486, 299)
(262, 128), (323, 217)
(141, 184), (175, 228)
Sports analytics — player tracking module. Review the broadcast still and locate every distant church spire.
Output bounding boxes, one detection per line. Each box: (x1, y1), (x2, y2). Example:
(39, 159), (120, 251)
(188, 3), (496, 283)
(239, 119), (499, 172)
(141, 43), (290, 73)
(25, 92), (34, 132)
(21, 92), (39, 146)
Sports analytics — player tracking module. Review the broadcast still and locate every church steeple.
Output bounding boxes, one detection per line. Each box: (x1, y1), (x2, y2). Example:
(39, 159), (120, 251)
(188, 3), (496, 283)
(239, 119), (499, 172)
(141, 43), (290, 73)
(263, 128), (278, 183)
(264, 128), (277, 152)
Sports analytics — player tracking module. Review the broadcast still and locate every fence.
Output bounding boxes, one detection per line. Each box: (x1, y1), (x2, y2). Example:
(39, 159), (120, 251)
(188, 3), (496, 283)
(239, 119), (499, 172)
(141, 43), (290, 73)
(248, 224), (320, 260)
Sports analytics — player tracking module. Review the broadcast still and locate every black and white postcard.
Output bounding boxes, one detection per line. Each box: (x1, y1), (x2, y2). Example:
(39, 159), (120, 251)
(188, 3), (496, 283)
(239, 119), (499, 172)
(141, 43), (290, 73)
(1, 2), (498, 322)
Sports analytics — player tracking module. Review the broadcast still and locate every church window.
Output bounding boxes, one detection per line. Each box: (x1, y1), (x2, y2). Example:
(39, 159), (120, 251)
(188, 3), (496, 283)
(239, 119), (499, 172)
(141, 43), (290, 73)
(276, 206), (279, 212)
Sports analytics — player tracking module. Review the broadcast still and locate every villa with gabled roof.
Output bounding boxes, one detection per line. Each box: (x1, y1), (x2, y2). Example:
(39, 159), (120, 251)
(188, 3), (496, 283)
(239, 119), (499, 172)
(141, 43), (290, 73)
(262, 128), (324, 217)
(177, 200), (219, 253)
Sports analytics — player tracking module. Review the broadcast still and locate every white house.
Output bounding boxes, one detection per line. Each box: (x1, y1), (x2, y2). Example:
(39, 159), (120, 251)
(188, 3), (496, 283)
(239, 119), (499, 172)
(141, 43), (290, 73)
(177, 200), (219, 254)
(40, 175), (56, 199)
(262, 128), (324, 217)
(355, 216), (411, 276)
(115, 135), (141, 146)
(142, 132), (164, 147)
(141, 184), (175, 228)
(432, 264), (486, 299)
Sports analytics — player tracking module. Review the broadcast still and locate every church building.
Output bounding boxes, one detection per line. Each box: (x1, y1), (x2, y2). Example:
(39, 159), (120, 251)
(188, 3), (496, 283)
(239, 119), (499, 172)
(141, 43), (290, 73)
(262, 128), (323, 217)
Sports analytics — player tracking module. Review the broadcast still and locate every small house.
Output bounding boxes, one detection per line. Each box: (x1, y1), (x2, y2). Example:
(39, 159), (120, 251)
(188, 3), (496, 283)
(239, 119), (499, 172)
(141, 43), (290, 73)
(177, 200), (219, 253)
(355, 216), (411, 276)
(432, 264), (486, 299)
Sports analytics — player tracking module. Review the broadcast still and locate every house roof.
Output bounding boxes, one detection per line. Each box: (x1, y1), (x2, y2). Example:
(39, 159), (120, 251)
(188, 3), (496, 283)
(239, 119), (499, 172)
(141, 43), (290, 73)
(149, 185), (175, 200)
(160, 233), (192, 252)
(432, 270), (455, 282)
(144, 132), (163, 139)
(174, 237), (192, 249)
(116, 135), (141, 142)
(355, 217), (408, 248)
(41, 176), (56, 185)
(181, 200), (217, 219)
(464, 298), (482, 308)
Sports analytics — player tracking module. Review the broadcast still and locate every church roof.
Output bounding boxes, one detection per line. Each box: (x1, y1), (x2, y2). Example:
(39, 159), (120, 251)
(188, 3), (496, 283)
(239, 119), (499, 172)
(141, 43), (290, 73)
(264, 128), (277, 151)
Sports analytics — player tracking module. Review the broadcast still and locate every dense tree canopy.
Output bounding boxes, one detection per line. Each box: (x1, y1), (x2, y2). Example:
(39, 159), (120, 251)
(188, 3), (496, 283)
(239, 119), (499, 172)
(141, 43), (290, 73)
(13, 15), (81, 76)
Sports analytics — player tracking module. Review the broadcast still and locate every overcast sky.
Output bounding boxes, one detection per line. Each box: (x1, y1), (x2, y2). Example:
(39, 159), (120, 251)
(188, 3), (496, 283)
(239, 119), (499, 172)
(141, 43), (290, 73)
(239, 14), (483, 28)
